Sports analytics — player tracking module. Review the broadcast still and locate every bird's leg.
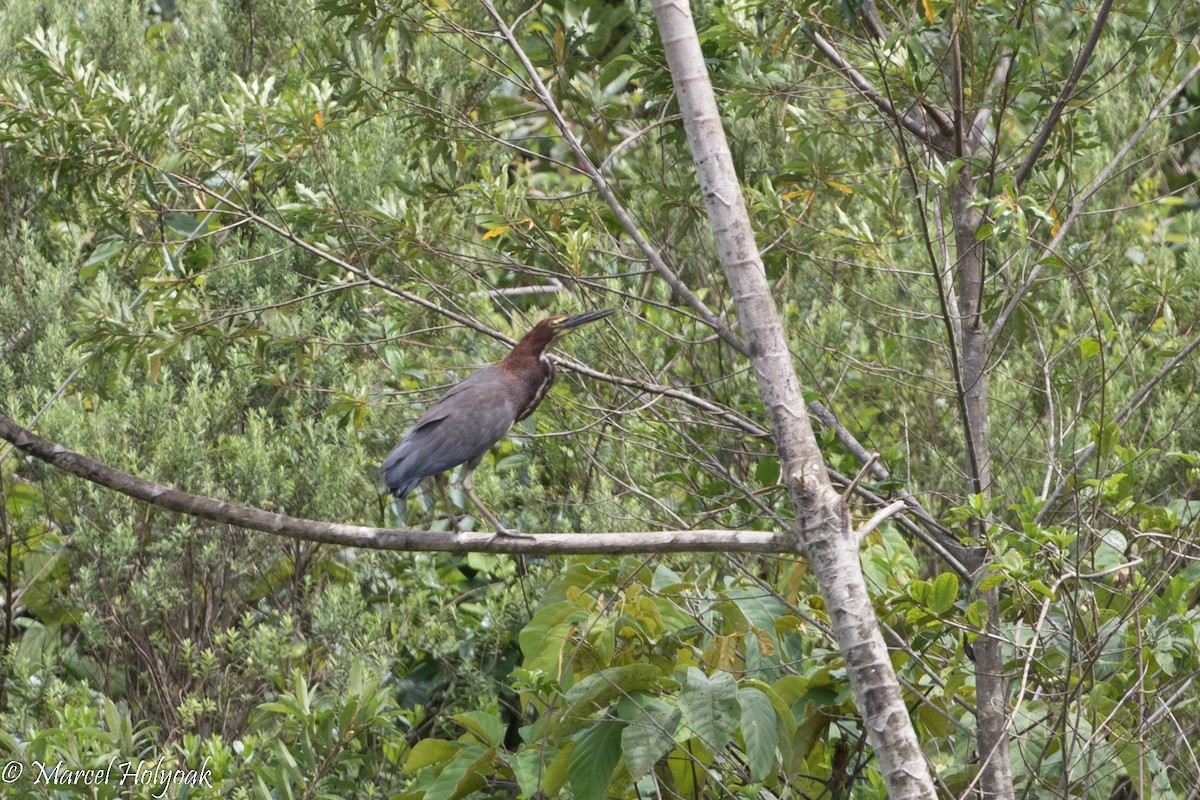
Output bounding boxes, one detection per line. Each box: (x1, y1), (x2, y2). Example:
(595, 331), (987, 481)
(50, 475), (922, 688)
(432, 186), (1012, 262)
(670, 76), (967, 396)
(462, 468), (534, 540)
(388, 494), (409, 528)
(432, 474), (463, 531)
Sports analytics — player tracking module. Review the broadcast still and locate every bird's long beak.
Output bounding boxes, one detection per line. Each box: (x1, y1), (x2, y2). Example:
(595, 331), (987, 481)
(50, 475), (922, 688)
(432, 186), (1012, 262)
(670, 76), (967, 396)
(558, 308), (616, 331)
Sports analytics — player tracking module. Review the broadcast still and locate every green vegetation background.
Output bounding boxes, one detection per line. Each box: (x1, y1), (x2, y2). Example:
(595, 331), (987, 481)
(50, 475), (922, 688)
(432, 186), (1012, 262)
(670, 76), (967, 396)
(0, 0), (1198, 797)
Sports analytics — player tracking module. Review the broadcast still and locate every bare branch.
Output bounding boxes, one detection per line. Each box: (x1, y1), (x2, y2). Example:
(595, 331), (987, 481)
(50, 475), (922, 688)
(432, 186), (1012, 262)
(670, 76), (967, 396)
(840, 452), (879, 503)
(0, 412), (787, 555)
(854, 500), (907, 545)
(968, 53), (1014, 150)
(948, 9), (966, 158)
(856, 0), (888, 42)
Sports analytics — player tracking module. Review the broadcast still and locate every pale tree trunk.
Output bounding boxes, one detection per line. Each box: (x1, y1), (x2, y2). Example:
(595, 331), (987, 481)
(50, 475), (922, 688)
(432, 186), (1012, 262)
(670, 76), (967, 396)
(652, 1), (937, 796)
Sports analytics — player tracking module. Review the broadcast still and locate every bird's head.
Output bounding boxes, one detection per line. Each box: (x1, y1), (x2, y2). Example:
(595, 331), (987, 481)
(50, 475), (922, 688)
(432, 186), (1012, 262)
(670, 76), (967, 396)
(509, 308), (616, 360)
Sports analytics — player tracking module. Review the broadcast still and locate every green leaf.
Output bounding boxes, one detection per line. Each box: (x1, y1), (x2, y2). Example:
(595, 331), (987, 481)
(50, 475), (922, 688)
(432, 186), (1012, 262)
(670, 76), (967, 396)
(422, 744), (492, 800)
(908, 579), (930, 605)
(569, 721), (624, 800)
(1027, 579), (1053, 599)
(542, 742), (575, 796)
(679, 667), (739, 751)
(976, 572), (1005, 592)
(556, 664), (663, 739)
(452, 711), (504, 747)
(511, 747), (554, 798)
(966, 599), (989, 628)
(738, 687), (777, 782)
(565, 664), (663, 708)
(1091, 421), (1121, 456)
(1080, 337), (1101, 359)
(82, 237), (126, 276)
(406, 739), (458, 771)
(755, 457), (780, 486)
(519, 601), (589, 673)
(182, 238), (214, 274)
(164, 212), (202, 237)
(930, 572), (959, 614)
(619, 697), (682, 781)
(788, 703), (832, 771)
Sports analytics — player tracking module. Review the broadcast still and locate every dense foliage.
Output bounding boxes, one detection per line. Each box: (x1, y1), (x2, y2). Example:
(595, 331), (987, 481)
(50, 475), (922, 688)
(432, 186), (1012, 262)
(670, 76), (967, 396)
(1, 0), (1198, 797)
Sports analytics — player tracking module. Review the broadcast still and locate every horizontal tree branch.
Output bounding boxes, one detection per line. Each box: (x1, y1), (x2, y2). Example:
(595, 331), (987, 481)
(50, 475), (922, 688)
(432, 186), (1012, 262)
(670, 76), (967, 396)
(0, 412), (789, 555)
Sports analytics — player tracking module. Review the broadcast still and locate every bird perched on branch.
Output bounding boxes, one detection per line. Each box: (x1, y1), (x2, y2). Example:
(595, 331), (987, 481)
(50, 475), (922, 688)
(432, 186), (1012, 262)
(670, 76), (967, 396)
(381, 309), (615, 536)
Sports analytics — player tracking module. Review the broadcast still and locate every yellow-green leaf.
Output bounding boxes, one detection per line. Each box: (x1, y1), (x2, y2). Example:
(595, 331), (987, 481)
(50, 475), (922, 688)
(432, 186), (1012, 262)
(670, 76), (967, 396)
(406, 738), (458, 771)
(930, 572), (959, 615)
(966, 599), (988, 628)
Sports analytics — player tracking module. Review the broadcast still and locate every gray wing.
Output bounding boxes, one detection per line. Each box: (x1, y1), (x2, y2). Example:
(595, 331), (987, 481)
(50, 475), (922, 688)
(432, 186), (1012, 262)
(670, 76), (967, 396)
(380, 366), (516, 498)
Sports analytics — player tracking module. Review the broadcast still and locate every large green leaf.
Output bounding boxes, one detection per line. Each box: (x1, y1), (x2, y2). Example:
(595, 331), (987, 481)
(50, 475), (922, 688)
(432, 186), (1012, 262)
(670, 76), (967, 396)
(678, 667), (739, 751)
(406, 739), (458, 772)
(565, 664), (663, 708)
(738, 687), (777, 782)
(554, 664), (663, 740)
(422, 744), (493, 800)
(569, 720), (624, 800)
(510, 747), (555, 798)
(519, 600), (589, 673)
(618, 696), (682, 781)
(451, 711), (505, 747)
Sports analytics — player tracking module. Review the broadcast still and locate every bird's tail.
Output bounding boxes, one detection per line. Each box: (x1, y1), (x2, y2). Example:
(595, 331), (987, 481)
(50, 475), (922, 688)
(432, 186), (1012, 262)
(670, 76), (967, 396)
(381, 451), (423, 500)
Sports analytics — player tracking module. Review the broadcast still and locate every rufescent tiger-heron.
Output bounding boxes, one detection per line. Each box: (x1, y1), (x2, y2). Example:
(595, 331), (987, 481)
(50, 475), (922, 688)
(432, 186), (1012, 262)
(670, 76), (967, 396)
(380, 309), (615, 536)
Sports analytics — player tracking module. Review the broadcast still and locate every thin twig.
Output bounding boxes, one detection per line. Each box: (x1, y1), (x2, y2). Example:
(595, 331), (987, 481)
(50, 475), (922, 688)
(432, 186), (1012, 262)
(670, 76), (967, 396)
(855, 500), (907, 545)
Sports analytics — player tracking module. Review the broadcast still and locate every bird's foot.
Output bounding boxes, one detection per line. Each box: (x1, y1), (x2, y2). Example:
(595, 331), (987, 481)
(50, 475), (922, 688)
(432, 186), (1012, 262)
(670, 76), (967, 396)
(488, 526), (535, 541)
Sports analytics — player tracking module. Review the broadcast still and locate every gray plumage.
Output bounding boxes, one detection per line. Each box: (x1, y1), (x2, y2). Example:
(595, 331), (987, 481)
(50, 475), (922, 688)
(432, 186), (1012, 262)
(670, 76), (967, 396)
(381, 366), (519, 499)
